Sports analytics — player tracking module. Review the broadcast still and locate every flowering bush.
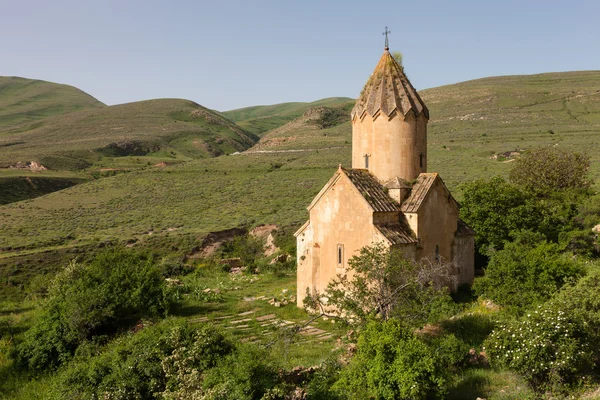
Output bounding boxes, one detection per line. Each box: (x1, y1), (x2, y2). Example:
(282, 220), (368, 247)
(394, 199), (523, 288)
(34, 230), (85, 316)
(484, 271), (600, 392)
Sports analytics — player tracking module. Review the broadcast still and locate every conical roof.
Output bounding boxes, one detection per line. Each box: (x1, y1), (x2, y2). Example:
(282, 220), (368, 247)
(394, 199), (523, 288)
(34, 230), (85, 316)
(351, 50), (429, 120)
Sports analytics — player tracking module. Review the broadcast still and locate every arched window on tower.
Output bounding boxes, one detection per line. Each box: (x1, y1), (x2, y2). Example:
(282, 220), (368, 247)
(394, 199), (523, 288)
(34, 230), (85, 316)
(435, 245), (440, 263)
(419, 153), (424, 168)
(364, 154), (370, 169)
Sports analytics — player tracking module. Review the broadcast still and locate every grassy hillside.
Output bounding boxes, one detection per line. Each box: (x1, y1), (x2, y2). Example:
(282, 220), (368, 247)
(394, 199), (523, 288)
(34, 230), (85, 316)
(0, 170), (88, 205)
(251, 71), (600, 188)
(0, 76), (104, 129)
(0, 98), (258, 170)
(221, 97), (353, 135)
(1, 71), (600, 298)
(0, 150), (341, 255)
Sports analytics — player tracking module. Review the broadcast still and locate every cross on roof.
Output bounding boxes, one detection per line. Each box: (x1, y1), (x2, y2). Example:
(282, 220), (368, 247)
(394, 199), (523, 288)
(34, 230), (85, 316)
(383, 26), (391, 50)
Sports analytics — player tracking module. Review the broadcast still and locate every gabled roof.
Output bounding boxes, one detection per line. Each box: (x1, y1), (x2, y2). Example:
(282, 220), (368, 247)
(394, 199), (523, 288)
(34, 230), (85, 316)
(456, 219), (475, 237)
(375, 217), (418, 245)
(351, 50), (429, 120)
(343, 168), (401, 212)
(401, 173), (459, 213)
(294, 220), (310, 237)
(307, 169), (344, 211)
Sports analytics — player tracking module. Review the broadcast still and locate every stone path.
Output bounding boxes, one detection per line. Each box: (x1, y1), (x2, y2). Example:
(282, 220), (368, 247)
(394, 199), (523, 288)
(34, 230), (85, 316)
(190, 309), (336, 344)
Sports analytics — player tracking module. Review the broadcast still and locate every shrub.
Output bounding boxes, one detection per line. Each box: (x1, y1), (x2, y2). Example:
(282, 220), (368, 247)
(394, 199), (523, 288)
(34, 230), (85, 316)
(440, 314), (496, 348)
(196, 344), (283, 400)
(56, 320), (234, 399)
(509, 147), (592, 194)
(333, 319), (450, 400)
(273, 225), (297, 256)
(484, 271), (600, 392)
(460, 177), (543, 254)
(559, 229), (599, 258)
(219, 235), (264, 268)
(14, 250), (172, 371)
(304, 357), (343, 400)
(473, 239), (584, 310)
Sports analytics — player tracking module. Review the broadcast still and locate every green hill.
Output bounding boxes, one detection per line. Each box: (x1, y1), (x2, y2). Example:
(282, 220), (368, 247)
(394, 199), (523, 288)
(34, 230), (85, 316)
(0, 76), (104, 129)
(221, 97), (354, 135)
(0, 98), (258, 170)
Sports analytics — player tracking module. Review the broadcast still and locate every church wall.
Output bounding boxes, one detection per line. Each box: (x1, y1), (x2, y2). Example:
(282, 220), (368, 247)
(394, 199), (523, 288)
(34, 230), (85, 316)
(452, 235), (475, 286)
(351, 116), (365, 168)
(414, 181), (459, 263)
(392, 243), (417, 260)
(296, 174), (381, 307)
(296, 222), (313, 306)
(352, 112), (428, 183)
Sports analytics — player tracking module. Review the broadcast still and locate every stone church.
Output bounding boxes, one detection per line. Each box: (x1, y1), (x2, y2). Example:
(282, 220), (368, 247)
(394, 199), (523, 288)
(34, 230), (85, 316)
(295, 45), (475, 307)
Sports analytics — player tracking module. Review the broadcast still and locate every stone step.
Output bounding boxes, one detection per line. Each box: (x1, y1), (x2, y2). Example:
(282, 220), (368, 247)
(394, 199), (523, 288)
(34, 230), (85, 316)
(230, 318), (253, 325)
(256, 313), (277, 322)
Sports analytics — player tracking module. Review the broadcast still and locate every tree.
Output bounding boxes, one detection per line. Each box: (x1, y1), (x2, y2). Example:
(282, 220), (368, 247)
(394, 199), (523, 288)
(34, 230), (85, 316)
(460, 177), (544, 254)
(304, 243), (456, 325)
(509, 147), (592, 194)
(472, 235), (584, 310)
(14, 250), (171, 371)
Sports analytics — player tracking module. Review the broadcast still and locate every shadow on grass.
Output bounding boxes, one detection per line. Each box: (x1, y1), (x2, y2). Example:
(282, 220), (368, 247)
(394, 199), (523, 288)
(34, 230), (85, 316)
(0, 306), (33, 316)
(0, 324), (28, 338)
(441, 314), (495, 348)
(446, 367), (489, 400)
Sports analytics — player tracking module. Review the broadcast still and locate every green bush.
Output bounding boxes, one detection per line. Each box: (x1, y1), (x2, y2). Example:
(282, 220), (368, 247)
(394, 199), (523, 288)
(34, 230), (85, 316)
(273, 225), (297, 256)
(484, 271), (600, 392)
(304, 357), (343, 400)
(55, 320), (234, 399)
(196, 344), (283, 400)
(559, 229), (599, 258)
(508, 147), (592, 194)
(473, 239), (584, 310)
(14, 250), (172, 371)
(440, 314), (496, 348)
(333, 319), (450, 400)
(460, 177), (543, 254)
(220, 234), (264, 268)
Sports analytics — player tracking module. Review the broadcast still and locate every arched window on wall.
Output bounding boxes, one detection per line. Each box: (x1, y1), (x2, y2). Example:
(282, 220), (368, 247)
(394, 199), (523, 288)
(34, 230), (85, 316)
(435, 245), (440, 263)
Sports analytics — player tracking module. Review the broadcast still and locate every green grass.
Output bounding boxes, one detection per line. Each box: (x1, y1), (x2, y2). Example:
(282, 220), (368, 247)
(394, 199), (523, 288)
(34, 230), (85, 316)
(0, 76), (104, 129)
(0, 175), (88, 205)
(447, 368), (536, 399)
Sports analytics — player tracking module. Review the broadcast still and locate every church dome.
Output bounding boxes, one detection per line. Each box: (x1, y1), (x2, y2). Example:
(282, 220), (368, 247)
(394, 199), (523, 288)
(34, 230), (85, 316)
(351, 50), (429, 120)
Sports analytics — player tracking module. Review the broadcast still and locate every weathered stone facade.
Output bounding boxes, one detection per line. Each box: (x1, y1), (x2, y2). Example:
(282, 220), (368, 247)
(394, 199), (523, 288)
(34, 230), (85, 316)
(295, 49), (474, 307)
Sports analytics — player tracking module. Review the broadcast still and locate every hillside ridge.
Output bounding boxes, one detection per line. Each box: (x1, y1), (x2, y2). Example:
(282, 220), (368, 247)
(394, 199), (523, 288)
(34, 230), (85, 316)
(0, 97), (258, 170)
(0, 76), (104, 130)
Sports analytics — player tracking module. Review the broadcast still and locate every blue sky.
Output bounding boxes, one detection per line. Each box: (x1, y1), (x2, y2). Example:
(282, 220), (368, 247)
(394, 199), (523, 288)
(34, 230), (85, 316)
(2, 0), (599, 111)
